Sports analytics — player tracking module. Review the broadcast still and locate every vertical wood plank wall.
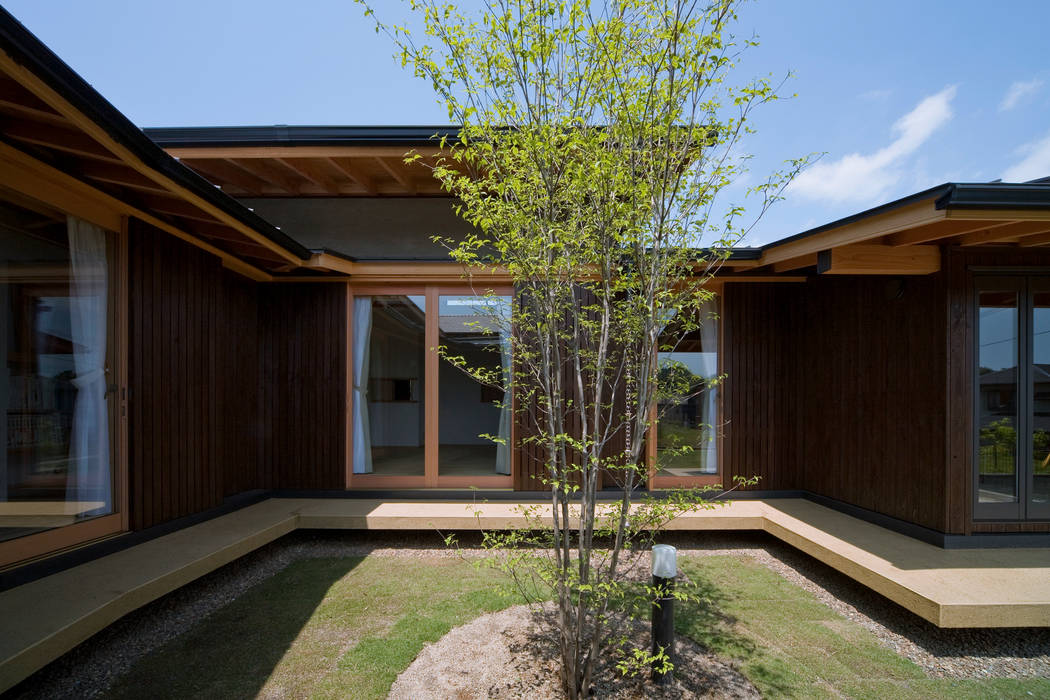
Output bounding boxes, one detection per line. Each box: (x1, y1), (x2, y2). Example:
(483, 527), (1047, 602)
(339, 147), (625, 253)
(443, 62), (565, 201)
(259, 284), (347, 490)
(128, 219), (260, 530)
(129, 221), (347, 530)
(723, 276), (949, 532)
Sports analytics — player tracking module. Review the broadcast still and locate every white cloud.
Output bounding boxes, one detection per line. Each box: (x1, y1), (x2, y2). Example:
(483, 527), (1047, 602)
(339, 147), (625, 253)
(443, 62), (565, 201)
(999, 79), (1043, 112)
(1003, 131), (1050, 182)
(787, 86), (957, 204)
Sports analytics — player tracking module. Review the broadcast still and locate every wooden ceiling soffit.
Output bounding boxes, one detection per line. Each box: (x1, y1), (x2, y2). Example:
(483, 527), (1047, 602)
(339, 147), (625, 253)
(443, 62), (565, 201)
(0, 140), (272, 282)
(760, 199), (944, 267)
(770, 253), (818, 273)
(325, 157), (377, 194)
(1016, 231), (1050, 248)
(886, 218), (1019, 246)
(959, 221), (1050, 246)
(0, 75), (67, 124)
(228, 157), (307, 194)
(178, 158), (269, 195)
(163, 145), (440, 159)
(76, 163), (173, 195)
(817, 244), (940, 275)
(0, 48), (303, 266)
(2, 118), (124, 163)
(374, 156), (415, 193)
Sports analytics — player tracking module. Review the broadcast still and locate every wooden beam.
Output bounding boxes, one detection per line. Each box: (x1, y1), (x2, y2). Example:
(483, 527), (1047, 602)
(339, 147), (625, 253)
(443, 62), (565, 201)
(374, 156), (415, 194)
(178, 158), (269, 195)
(771, 253), (818, 273)
(760, 200), (945, 266)
(326, 157), (377, 195)
(717, 276), (808, 283)
(959, 221), (1050, 246)
(1, 119), (122, 162)
(817, 244), (940, 275)
(887, 219), (1017, 246)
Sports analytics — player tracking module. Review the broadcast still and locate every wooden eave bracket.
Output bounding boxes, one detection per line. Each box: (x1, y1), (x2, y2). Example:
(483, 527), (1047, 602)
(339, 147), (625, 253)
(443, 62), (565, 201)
(816, 244), (941, 275)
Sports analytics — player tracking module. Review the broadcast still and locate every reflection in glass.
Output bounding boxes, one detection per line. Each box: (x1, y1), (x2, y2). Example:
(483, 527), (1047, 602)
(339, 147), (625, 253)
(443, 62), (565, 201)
(352, 295), (426, 476)
(1032, 293), (1050, 505)
(0, 190), (113, 543)
(656, 298), (718, 477)
(438, 295), (512, 477)
(977, 291), (1019, 504)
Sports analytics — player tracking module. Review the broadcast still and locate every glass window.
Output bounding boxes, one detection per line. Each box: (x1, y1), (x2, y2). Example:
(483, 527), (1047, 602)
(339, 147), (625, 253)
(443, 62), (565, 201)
(352, 295), (426, 476)
(0, 189), (115, 543)
(655, 297), (718, 478)
(438, 295), (512, 477)
(977, 290), (1019, 505)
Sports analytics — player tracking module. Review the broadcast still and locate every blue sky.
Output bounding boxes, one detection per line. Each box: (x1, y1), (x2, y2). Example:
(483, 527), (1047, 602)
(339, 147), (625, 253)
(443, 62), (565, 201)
(5, 0), (1049, 245)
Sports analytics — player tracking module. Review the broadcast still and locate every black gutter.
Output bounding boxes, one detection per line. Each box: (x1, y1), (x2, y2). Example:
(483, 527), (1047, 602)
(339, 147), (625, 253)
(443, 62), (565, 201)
(935, 182), (1050, 210)
(144, 125), (462, 148)
(0, 7), (312, 260)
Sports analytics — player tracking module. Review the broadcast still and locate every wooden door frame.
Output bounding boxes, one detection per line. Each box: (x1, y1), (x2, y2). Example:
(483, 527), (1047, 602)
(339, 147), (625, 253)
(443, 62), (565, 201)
(0, 179), (129, 569)
(345, 283), (515, 490)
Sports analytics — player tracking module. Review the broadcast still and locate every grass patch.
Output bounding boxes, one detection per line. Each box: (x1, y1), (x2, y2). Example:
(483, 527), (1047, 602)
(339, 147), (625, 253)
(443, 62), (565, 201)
(101, 551), (1050, 699)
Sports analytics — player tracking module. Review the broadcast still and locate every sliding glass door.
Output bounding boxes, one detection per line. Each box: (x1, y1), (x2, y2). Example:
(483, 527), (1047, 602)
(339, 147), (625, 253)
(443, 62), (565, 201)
(0, 185), (123, 562)
(349, 287), (513, 487)
(975, 275), (1050, 520)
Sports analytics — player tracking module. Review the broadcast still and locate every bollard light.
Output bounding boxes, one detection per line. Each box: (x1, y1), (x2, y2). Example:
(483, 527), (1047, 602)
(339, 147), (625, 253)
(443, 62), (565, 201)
(651, 544), (677, 686)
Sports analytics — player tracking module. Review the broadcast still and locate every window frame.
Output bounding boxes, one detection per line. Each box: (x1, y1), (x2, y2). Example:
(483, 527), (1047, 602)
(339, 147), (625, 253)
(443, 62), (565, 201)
(346, 283), (516, 489)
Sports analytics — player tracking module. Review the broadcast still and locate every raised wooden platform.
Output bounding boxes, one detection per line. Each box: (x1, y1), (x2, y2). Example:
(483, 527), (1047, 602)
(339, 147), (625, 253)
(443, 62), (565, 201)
(1, 497), (1048, 692)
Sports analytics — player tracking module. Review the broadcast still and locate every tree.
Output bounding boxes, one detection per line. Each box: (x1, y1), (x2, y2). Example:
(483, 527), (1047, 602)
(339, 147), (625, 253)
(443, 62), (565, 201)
(362, 1), (805, 696)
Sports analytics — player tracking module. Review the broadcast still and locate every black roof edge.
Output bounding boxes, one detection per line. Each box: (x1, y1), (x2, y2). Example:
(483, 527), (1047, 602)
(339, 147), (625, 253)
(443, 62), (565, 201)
(935, 182), (1050, 210)
(762, 180), (1050, 253)
(144, 125), (462, 149)
(0, 7), (312, 260)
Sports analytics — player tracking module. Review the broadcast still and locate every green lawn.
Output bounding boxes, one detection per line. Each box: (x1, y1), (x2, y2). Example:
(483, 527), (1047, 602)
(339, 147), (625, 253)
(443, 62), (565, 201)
(101, 552), (1050, 700)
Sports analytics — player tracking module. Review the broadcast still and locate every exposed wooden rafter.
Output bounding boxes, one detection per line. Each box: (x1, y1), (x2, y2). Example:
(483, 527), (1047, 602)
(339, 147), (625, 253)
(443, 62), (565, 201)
(326, 157), (377, 195)
(958, 221), (1050, 246)
(817, 244), (940, 275)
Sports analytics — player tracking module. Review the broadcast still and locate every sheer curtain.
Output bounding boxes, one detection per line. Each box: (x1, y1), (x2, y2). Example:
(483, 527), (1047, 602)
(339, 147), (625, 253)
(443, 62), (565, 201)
(65, 216), (110, 514)
(698, 297), (719, 474)
(352, 297), (373, 474)
(495, 326), (512, 475)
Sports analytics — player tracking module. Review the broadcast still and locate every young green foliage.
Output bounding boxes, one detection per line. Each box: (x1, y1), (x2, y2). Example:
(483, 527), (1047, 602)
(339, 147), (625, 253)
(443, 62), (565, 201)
(361, 1), (806, 697)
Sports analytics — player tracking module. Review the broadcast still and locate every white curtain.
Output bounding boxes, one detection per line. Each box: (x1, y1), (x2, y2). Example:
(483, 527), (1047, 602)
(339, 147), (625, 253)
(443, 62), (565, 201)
(66, 216), (110, 514)
(352, 296), (373, 474)
(495, 326), (512, 475)
(698, 297), (719, 474)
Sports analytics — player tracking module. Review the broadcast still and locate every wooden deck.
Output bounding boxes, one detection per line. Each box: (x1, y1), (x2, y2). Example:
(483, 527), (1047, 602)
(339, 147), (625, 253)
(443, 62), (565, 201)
(2, 497), (1049, 693)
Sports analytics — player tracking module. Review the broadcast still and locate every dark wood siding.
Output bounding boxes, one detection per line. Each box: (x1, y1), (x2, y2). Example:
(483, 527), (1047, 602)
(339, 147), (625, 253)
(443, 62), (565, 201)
(128, 219), (260, 530)
(723, 275), (949, 532)
(259, 284), (346, 490)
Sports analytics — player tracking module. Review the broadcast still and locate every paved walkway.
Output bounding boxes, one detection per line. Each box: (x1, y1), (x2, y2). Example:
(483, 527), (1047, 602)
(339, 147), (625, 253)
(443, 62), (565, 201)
(1, 498), (1048, 692)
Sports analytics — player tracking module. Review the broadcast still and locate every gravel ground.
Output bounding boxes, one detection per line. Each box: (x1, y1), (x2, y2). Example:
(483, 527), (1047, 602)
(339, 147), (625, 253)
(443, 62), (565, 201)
(6, 529), (1050, 699)
(390, 603), (759, 699)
